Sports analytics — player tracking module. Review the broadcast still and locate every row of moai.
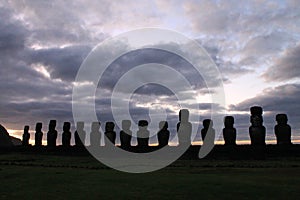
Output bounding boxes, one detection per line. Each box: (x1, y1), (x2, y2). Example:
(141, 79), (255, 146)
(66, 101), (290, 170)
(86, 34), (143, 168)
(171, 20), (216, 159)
(248, 106), (291, 146)
(22, 107), (292, 147)
(22, 119), (171, 148)
(219, 106), (291, 146)
(23, 120), (72, 147)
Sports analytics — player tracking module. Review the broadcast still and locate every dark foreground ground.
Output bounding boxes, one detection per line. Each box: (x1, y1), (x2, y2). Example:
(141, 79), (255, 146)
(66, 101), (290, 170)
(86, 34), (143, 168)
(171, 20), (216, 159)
(1, 145), (300, 199)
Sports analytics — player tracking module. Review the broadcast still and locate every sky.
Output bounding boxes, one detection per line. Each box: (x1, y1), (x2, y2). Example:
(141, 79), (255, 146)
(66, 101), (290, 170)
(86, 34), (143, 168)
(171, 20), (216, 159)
(0, 0), (300, 145)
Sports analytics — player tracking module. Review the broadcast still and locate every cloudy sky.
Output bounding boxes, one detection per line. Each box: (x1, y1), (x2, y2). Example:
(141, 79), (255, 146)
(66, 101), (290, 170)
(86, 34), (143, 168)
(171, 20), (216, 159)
(0, 0), (300, 145)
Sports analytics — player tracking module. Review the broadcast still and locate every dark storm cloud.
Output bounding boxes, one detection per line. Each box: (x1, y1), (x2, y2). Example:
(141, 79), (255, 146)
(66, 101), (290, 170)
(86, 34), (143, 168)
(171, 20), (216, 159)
(2, 99), (74, 133)
(230, 84), (300, 114)
(0, 7), (29, 66)
(6, 101), (71, 114)
(30, 43), (209, 94)
(97, 46), (224, 97)
(198, 103), (225, 112)
(0, 6), (75, 130)
(129, 83), (175, 96)
(262, 44), (300, 82)
(30, 45), (92, 81)
(0, 9), (27, 51)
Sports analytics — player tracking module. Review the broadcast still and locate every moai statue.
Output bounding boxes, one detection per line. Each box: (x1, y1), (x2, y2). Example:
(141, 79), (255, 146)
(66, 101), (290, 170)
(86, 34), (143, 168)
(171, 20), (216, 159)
(223, 116), (237, 146)
(177, 109), (192, 146)
(104, 122), (116, 146)
(137, 120), (150, 148)
(74, 121), (86, 146)
(157, 121), (170, 147)
(90, 122), (101, 147)
(22, 125), (30, 146)
(62, 122), (71, 147)
(35, 123), (43, 146)
(47, 120), (57, 147)
(275, 114), (292, 145)
(201, 119), (215, 146)
(249, 106), (266, 146)
(120, 120), (132, 148)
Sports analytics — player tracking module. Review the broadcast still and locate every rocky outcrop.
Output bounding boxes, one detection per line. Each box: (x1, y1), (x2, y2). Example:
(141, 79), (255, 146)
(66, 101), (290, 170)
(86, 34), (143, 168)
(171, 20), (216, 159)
(10, 136), (22, 146)
(0, 124), (13, 147)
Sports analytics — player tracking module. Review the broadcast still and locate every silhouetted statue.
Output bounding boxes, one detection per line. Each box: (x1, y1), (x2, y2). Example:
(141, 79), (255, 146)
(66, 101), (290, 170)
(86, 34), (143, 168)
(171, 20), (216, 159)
(223, 116), (237, 145)
(62, 122), (71, 147)
(157, 121), (170, 147)
(201, 119), (215, 145)
(90, 122), (101, 147)
(47, 120), (57, 147)
(74, 121), (86, 146)
(35, 123), (43, 146)
(120, 120), (132, 148)
(177, 109), (192, 146)
(104, 122), (116, 146)
(137, 120), (150, 148)
(22, 125), (30, 146)
(275, 114), (292, 145)
(249, 106), (266, 146)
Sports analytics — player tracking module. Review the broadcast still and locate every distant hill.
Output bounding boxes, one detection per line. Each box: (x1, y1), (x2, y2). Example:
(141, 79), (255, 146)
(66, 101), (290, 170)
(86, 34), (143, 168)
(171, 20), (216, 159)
(10, 136), (22, 146)
(0, 124), (14, 147)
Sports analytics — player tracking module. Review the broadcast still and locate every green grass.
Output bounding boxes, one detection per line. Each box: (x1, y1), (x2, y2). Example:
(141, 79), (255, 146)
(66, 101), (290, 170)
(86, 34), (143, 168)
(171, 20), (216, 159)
(1, 153), (300, 199)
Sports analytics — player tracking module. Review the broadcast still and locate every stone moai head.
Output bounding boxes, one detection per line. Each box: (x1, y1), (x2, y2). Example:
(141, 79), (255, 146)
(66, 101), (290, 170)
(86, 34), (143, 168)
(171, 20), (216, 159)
(250, 106), (263, 127)
(63, 122), (71, 132)
(203, 119), (213, 129)
(276, 114), (288, 125)
(36, 122), (42, 132)
(24, 125), (29, 132)
(159, 121), (168, 130)
(122, 120), (131, 130)
(224, 116), (234, 128)
(76, 121), (84, 130)
(138, 120), (148, 130)
(49, 120), (56, 131)
(179, 109), (189, 123)
(105, 122), (115, 132)
(91, 122), (101, 132)
(250, 106), (263, 115)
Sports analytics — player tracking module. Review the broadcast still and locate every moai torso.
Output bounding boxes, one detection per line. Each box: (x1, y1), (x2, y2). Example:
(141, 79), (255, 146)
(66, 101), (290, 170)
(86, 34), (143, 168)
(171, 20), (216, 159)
(249, 107), (266, 146)
(201, 119), (215, 146)
(75, 122), (86, 146)
(137, 120), (150, 148)
(157, 121), (170, 147)
(35, 123), (43, 146)
(177, 109), (192, 146)
(104, 122), (116, 145)
(90, 122), (101, 147)
(120, 120), (132, 148)
(223, 116), (237, 145)
(62, 122), (71, 147)
(275, 114), (292, 145)
(22, 125), (30, 146)
(47, 120), (57, 147)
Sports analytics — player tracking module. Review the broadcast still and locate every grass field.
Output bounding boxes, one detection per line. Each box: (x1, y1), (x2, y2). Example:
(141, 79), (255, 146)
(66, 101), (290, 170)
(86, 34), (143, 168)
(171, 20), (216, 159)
(1, 153), (300, 199)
